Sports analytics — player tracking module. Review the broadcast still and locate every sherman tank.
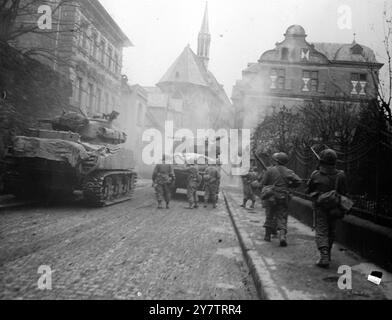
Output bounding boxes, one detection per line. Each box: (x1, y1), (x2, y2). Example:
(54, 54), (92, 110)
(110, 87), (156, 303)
(3, 111), (137, 207)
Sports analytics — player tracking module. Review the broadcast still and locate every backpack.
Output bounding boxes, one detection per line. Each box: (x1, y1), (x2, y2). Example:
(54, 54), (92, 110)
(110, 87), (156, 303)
(315, 172), (354, 219)
(260, 167), (292, 206)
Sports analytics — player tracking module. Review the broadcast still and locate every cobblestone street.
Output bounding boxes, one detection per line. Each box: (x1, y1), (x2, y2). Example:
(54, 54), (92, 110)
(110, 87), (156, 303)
(0, 185), (257, 300)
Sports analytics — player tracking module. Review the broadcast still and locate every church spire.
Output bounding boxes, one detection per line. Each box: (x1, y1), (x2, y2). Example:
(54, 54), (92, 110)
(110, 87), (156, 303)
(197, 2), (211, 69)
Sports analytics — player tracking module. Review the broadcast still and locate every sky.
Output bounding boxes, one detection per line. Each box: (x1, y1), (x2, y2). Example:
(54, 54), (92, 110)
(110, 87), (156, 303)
(99, 0), (390, 97)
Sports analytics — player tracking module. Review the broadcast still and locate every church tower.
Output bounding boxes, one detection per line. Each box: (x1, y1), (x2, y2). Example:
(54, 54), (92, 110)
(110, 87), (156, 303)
(197, 2), (211, 69)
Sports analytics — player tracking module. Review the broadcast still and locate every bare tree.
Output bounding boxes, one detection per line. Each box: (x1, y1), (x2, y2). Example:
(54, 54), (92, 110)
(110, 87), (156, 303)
(0, 0), (81, 64)
(368, 2), (392, 127)
(299, 101), (360, 148)
(252, 105), (303, 155)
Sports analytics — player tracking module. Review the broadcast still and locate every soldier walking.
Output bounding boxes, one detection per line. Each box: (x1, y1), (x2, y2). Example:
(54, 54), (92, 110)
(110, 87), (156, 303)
(152, 155), (175, 209)
(240, 164), (259, 209)
(186, 163), (202, 209)
(307, 149), (348, 268)
(203, 162), (221, 209)
(260, 153), (301, 246)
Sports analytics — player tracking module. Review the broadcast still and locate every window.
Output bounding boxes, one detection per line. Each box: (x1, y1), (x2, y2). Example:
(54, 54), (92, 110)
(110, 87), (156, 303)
(351, 44), (364, 55)
(281, 47), (289, 61)
(351, 73), (367, 82)
(351, 73), (367, 95)
(104, 93), (109, 113)
(91, 32), (98, 59)
(107, 46), (113, 69)
(96, 88), (102, 112)
(271, 69), (286, 89)
(100, 40), (106, 64)
(77, 77), (83, 103)
(114, 53), (119, 73)
(88, 83), (94, 113)
(303, 70), (318, 92)
(80, 22), (88, 49)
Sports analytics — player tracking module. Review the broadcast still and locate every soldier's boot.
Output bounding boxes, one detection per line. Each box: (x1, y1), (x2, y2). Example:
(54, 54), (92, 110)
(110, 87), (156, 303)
(264, 228), (272, 242)
(250, 201), (256, 209)
(166, 202), (170, 209)
(279, 230), (287, 247)
(212, 201), (217, 209)
(240, 200), (247, 208)
(157, 201), (163, 209)
(316, 247), (330, 268)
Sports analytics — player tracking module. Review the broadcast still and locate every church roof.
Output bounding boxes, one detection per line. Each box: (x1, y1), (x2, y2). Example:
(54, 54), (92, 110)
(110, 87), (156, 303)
(158, 45), (231, 105)
(158, 45), (210, 87)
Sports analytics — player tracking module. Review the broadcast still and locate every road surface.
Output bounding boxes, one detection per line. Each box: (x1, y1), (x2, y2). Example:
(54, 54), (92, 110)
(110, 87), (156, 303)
(0, 184), (257, 300)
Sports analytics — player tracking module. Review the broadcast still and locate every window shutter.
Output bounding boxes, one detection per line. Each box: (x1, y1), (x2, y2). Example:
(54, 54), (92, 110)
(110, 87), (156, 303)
(318, 82), (326, 93)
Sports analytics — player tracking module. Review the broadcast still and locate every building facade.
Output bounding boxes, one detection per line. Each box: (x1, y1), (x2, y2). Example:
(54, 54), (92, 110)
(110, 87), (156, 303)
(119, 79), (148, 169)
(11, 0), (132, 117)
(232, 25), (384, 130)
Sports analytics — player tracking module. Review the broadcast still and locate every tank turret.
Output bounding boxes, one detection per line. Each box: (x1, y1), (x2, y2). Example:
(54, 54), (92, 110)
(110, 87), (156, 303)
(40, 111), (127, 145)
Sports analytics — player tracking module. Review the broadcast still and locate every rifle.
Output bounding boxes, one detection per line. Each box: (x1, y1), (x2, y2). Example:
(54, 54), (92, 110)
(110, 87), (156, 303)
(310, 146), (321, 161)
(309, 146), (321, 231)
(253, 152), (269, 171)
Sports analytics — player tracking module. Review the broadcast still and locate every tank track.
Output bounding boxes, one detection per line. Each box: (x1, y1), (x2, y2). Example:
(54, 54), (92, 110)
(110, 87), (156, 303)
(82, 170), (138, 207)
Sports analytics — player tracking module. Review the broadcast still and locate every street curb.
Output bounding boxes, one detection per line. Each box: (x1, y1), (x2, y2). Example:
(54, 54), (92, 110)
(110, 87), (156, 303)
(222, 190), (286, 300)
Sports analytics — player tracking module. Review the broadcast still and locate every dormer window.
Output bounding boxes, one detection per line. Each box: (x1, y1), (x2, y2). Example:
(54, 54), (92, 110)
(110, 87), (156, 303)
(351, 44), (364, 55)
(281, 47), (289, 61)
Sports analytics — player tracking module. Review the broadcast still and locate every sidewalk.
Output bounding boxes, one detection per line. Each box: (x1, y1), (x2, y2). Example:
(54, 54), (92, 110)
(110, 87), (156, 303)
(223, 188), (392, 300)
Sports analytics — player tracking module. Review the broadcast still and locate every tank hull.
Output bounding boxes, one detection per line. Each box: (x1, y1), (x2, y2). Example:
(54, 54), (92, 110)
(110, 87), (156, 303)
(4, 135), (137, 206)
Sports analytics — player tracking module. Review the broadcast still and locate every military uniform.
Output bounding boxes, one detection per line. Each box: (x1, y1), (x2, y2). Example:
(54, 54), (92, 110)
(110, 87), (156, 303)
(241, 166), (258, 208)
(261, 155), (301, 246)
(203, 165), (221, 208)
(308, 165), (347, 267)
(186, 165), (201, 208)
(152, 163), (175, 209)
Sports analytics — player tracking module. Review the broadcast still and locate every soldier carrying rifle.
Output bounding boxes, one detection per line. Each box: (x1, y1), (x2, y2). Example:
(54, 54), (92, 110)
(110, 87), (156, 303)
(307, 149), (352, 268)
(152, 154), (175, 210)
(259, 153), (302, 247)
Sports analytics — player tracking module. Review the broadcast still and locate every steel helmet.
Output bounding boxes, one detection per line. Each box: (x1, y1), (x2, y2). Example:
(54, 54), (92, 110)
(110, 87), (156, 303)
(251, 181), (261, 189)
(272, 152), (289, 165)
(320, 149), (338, 166)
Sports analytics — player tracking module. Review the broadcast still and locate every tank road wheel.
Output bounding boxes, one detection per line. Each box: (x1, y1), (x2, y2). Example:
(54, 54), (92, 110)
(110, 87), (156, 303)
(103, 177), (114, 201)
(121, 175), (130, 195)
(114, 176), (124, 198)
(83, 171), (137, 207)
